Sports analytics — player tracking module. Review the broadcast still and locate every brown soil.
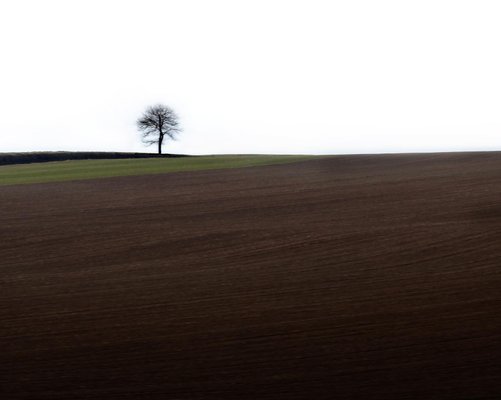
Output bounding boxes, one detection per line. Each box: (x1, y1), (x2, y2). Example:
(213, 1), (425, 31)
(2, 153), (501, 399)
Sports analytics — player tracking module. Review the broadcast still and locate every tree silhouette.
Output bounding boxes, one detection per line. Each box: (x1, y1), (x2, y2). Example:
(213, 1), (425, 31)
(137, 104), (181, 154)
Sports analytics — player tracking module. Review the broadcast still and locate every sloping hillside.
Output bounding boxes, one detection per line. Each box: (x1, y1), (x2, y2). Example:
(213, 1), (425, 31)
(1, 153), (501, 399)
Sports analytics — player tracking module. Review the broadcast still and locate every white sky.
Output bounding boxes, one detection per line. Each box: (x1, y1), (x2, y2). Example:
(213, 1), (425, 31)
(1, 0), (500, 155)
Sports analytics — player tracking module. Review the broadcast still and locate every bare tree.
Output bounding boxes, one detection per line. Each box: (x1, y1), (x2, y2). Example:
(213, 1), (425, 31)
(137, 104), (181, 155)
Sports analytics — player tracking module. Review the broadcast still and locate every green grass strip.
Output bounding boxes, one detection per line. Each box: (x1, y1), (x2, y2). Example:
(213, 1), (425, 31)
(0, 155), (317, 186)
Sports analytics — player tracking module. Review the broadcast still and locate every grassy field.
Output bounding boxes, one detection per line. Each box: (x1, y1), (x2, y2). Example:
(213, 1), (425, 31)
(0, 155), (316, 186)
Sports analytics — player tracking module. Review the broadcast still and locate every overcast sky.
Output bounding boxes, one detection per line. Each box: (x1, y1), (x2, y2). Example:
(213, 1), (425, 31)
(1, 0), (500, 155)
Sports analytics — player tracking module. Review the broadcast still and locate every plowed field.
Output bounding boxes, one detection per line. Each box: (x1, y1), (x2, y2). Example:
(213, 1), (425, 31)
(2, 153), (501, 399)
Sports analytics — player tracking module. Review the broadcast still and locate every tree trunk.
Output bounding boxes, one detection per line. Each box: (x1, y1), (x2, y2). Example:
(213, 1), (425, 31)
(158, 118), (164, 155)
(158, 134), (163, 155)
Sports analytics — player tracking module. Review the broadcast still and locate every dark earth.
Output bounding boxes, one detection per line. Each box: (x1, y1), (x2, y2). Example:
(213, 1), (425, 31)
(2, 153), (501, 399)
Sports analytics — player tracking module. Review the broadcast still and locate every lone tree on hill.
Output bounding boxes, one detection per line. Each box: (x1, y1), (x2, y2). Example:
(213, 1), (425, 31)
(137, 104), (181, 154)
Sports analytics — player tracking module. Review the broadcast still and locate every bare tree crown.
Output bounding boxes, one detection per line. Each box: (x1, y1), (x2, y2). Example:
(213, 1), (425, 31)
(137, 104), (181, 154)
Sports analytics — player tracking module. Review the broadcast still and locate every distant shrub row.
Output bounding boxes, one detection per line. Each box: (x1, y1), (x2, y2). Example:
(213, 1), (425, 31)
(0, 152), (188, 166)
